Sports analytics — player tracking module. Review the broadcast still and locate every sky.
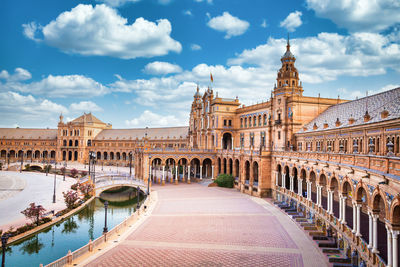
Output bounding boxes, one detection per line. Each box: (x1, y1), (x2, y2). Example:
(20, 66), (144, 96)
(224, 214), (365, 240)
(0, 0), (399, 129)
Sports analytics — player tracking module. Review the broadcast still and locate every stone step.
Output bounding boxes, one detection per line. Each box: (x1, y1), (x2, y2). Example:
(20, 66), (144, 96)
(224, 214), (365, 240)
(329, 257), (351, 264)
(318, 242), (337, 248)
(287, 211), (299, 215)
(292, 215), (305, 219)
(295, 218), (308, 222)
(322, 248), (341, 254)
(313, 236), (329, 241)
(332, 263), (352, 267)
(309, 231), (325, 236)
(304, 226), (318, 231)
(300, 222), (315, 227)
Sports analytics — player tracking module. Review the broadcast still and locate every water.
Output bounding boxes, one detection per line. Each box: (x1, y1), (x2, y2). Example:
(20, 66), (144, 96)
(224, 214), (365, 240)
(3, 197), (140, 267)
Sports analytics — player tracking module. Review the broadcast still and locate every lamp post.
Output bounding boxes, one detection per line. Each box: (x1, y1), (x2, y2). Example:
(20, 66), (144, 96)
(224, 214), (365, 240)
(129, 152), (132, 177)
(103, 201), (108, 234)
(148, 155), (152, 195)
(6, 149), (9, 170)
(63, 161), (66, 181)
(53, 162), (57, 203)
(136, 186), (140, 209)
(1, 234), (10, 267)
(36, 204), (42, 226)
(20, 149), (24, 173)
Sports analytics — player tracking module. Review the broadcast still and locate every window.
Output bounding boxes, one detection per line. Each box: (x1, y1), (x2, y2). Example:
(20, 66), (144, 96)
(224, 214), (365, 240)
(250, 133), (254, 147)
(253, 116), (256, 127)
(240, 133), (244, 148)
(258, 115), (261, 126)
(240, 118), (243, 128)
(249, 117), (252, 127)
(278, 131), (281, 140)
(228, 120), (232, 126)
(87, 140), (92, 146)
(224, 120), (227, 126)
(260, 132), (265, 147)
(263, 114), (267, 125)
(245, 118), (247, 127)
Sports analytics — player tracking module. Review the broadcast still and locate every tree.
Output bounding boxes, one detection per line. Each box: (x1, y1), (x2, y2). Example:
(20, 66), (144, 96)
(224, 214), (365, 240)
(63, 190), (79, 209)
(21, 203), (46, 226)
(70, 168), (78, 178)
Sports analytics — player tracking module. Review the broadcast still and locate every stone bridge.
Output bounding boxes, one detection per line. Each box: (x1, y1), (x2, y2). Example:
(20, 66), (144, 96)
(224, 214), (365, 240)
(89, 174), (148, 197)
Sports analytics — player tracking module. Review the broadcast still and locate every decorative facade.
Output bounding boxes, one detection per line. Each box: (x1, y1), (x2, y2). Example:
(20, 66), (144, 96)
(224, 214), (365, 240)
(1, 38), (400, 266)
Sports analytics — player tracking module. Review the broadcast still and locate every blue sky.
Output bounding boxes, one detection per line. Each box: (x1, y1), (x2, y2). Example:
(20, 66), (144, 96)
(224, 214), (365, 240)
(0, 0), (399, 128)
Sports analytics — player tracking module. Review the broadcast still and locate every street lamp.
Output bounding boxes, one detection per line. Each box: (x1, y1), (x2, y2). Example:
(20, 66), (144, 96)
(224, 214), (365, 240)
(53, 162), (57, 203)
(136, 186), (141, 209)
(148, 155), (152, 195)
(129, 152), (132, 177)
(63, 161), (66, 181)
(1, 234), (10, 267)
(20, 149), (24, 173)
(103, 201), (108, 234)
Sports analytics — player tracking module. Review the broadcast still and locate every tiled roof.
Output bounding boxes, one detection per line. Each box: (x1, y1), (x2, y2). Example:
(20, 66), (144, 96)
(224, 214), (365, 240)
(71, 113), (105, 124)
(94, 126), (189, 140)
(299, 87), (400, 133)
(0, 128), (57, 139)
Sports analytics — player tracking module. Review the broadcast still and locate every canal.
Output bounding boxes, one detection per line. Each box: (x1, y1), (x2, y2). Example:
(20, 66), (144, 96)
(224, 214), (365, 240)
(4, 195), (140, 267)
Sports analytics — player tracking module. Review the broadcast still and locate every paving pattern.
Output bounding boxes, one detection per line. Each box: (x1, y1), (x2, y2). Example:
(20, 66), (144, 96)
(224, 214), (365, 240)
(85, 184), (328, 267)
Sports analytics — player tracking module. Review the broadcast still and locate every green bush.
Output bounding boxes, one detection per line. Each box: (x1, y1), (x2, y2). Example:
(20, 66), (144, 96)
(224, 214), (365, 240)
(215, 174), (234, 188)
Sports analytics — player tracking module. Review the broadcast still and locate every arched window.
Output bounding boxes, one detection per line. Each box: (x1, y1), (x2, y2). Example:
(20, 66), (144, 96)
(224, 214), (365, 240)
(63, 140), (67, 146)
(263, 114), (267, 125)
(69, 140), (73, 147)
(258, 115), (261, 126)
(74, 140), (78, 147)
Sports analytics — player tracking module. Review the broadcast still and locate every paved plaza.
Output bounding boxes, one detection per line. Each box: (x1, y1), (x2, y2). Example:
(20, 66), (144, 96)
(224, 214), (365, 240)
(84, 184), (328, 266)
(0, 171), (76, 231)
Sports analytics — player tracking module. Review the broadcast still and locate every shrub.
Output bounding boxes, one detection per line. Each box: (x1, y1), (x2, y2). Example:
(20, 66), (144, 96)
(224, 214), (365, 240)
(63, 190), (79, 209)
(70, 168), (78, 178)
(81, 171), (87, 177)
(215, 174), (234, 188)
(71, 182), (80, 191)
(79, 183), (93, 198)
(24, 164), (31, 171)
(43, 165), (52, 173)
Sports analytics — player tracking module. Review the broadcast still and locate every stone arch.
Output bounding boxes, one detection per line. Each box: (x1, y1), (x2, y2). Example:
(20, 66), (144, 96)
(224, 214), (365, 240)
(371, 190), (389, 260)
(97, 151), (101, 159)
(229, 158), (233, 175)
(116, 152), (121, 160)
(342, 180), (354, 229)
(234, 159), (240, 178)
(293, 167), (298, 193)
(202, 158), (213, 178)
(319, 174), (328, 210)
(103, 151), (108, 160)
(245, 160), (250, 184)
(276, 164), (283, 187)
(190, 158), (201, 178)
(223, 158), (227, 174)
(253, 161), (259, 184)
(284, 165), (290, 190)
(391, 202), (400, 226)
(217, 157), (221, 175)
(222, 132), (233, 149)
(330, 177), (340, 218)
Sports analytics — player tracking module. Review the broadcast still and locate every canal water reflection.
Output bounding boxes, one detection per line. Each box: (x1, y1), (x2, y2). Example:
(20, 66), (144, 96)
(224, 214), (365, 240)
(5, 197), (137, 267)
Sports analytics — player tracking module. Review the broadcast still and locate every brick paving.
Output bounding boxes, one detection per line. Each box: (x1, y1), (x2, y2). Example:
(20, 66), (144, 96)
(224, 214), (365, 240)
(85, 184), (328, 267)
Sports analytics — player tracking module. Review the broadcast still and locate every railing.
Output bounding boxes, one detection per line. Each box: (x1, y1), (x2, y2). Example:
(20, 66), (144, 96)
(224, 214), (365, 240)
(44, 195), (151, 267)
(273, 151), (400, 179)
(275, 187), (386, 267)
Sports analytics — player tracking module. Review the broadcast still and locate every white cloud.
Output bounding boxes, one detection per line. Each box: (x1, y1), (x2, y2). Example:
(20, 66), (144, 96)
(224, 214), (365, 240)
(183, 10), (193, 16)
(261, 19), (267, 28)
(190, 44), (202, 50)
(22, 22), (41, 41)
(125, 110), (183, 127)
(306, 0), (400, 32)
(0, 72), (109, 98)
(69, 101), (103, 112)
(143, 61), (182, 75)
(24, 4), (182, 59)
(229, 32), (400, 83)
(280, 11), (302, 32)
(194, 0), (213, 4)
(0, 91), (68, 127)
(207, 12), (250, 39)
(96, 0), (140, 7)
(0, 68), (32, 82)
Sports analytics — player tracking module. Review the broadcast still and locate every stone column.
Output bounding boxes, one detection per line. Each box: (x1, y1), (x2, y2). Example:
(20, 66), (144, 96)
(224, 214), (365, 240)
(307, 181), (312, 201)
(372, 214), (379, 253)
(339, 194), (343, 222)
(368, 212), (373, 249)
(316, 185), (320, 206)
(329, 190), (334, 215)
(298, 179), (302, 196)
(211, 166), (214, 180)
(356, 204), (362, 237)
(352, 202), (357, 234)
(200, 166), (203, 180)
(327, 189), (331, 213)
(275, 171), (279, 186)
(387, 225), (393, 267)
(318, 186), (323, 207)
(162, 165), (165, 185)
(282, 173), (286, 189)
(290, 175), (294, 192)
(187, 166), (191, 184)
(175, 166), (178, 185)
(342, 196), (347, 224)
(231, 137), (233, 150)
(393, 230), (399, 267)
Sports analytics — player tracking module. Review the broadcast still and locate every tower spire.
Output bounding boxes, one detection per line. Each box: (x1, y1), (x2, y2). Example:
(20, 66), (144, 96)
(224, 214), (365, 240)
(287, 33), (290, 51)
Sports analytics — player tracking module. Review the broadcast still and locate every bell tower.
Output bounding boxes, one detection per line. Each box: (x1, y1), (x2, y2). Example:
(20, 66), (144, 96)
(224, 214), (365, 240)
(274, 35), (303, 96)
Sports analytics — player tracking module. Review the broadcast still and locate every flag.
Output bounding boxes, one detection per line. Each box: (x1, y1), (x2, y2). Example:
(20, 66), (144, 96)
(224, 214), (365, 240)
(210, 73), (213, 83)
